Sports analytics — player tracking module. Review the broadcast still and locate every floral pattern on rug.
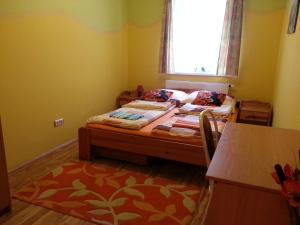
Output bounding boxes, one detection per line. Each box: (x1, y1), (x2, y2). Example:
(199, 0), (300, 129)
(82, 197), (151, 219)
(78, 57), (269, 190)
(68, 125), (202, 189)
(14, 161), (207, 225)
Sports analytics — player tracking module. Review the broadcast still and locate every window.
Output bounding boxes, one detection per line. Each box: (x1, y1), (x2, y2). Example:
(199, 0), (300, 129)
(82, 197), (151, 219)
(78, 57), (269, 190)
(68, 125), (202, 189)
(160, 0), (243, 76)
(172, 0), (227, 75)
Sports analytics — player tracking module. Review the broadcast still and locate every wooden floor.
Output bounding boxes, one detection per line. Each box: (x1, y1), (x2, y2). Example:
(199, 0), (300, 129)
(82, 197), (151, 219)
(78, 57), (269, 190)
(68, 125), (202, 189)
(0, 142), (207, 225)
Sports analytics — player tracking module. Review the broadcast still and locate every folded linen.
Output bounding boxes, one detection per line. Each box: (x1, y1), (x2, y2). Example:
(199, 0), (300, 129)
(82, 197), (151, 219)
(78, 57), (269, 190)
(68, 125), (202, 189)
(87, 107), (171, 130)
(122, 100), (173, 111)
(152, 114), (227, 139)
(172, 119), (200, 131)
(109, 111), (144, 120)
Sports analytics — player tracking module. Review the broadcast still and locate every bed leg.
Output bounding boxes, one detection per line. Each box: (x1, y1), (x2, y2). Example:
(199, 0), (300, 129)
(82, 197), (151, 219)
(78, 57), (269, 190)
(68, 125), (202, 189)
(78, 127), (91, 160)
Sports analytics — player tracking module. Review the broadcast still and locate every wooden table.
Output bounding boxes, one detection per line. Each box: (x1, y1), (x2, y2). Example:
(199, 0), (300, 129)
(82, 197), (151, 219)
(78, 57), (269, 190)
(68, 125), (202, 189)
(204, 122), (300, 225)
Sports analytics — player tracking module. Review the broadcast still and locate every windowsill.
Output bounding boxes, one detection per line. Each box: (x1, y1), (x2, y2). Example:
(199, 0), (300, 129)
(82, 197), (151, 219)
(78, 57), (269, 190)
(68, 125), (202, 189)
(164, 72), (237, 78)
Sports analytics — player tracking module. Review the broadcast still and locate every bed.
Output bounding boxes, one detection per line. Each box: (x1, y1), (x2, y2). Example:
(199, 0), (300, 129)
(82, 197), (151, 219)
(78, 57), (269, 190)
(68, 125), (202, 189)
(78, 80), (237, 167)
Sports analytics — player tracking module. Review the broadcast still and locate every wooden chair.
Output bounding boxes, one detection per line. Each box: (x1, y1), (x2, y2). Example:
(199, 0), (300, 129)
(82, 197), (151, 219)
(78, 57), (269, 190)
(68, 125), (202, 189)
(199, 109), (220, 167)
(197, 109), (220, 225)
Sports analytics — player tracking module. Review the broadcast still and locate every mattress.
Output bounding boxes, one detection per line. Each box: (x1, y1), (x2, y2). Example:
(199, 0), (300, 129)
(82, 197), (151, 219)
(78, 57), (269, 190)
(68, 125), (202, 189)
(87, 108), (202, 145)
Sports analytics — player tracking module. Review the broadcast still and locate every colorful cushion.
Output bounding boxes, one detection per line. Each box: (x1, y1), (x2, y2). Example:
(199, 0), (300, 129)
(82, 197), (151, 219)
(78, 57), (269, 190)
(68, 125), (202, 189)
(161, 89), (189, 102)
(192, 90), (226, 106)
(143, 90), (173, 102)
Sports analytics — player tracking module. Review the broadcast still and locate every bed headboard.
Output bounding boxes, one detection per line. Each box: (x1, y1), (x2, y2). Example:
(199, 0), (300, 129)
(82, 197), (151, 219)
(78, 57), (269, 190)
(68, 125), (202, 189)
(165, 80), (230, 94)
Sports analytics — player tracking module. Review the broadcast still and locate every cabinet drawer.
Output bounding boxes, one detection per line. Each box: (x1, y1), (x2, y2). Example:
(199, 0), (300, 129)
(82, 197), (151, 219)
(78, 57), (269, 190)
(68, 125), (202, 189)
(239, 110), (269, 122)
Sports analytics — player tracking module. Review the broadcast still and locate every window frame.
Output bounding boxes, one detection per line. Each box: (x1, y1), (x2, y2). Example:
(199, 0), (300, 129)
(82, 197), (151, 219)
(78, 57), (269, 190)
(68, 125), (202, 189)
(168, 0), (228, 76)
(159, 0), (244, 77)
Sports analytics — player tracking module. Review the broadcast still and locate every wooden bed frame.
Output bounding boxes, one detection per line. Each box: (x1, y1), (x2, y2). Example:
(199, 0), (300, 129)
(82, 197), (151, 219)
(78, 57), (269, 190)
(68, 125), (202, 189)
(79, 127), (205, 166)
(78, 112), (237, 166)
(78, 81), (235, 167)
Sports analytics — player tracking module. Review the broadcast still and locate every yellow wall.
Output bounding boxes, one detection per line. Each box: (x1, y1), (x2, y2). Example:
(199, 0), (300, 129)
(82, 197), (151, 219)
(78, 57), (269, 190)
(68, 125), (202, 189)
(128, 0), (285, 102)
(0, 1), (128, 170)
(0, 0), (294, 170)
(273, 0), (300, 130)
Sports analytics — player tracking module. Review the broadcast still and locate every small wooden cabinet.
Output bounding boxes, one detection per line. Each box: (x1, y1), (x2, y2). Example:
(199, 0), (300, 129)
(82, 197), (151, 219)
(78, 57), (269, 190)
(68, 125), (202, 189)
(0, 118), (11, 215)
(118, 90), (142, 106)
(237, 101), (272, 126)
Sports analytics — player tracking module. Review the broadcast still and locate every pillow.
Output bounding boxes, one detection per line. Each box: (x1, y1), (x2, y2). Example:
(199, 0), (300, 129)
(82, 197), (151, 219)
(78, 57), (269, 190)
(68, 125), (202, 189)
(143, 90), (173, 102)
(222, 95), (235, 105)
(181, 91), (199, 104)
(192, 90), (226, 106)
(161, 89), (189, 102)
(223, 95), (236, 113)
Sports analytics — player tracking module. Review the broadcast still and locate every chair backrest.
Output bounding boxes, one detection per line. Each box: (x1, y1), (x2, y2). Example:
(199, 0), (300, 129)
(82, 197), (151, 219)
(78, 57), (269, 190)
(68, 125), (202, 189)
(199, 109), (220, 167)
(197, 109), (220, 225)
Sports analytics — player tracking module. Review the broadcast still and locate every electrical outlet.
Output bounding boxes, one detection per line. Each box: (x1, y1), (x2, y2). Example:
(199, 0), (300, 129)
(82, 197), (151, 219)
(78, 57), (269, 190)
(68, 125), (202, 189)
(54, 118), (64, 127)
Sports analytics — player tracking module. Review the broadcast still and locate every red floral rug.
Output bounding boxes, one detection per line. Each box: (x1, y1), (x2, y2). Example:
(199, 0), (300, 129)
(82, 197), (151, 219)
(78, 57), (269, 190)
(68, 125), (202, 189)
(14, 161), (208, 225)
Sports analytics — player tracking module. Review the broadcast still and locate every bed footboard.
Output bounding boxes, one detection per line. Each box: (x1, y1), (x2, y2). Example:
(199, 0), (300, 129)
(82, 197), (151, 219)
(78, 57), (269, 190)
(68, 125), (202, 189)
(78, 126), (207, 166)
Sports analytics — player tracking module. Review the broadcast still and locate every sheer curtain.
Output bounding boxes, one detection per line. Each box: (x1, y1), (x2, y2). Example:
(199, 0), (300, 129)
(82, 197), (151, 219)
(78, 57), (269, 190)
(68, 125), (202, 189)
(159, 0), (173, 73)
(217, 0), (244, 76)
(160, 0), (244, 76)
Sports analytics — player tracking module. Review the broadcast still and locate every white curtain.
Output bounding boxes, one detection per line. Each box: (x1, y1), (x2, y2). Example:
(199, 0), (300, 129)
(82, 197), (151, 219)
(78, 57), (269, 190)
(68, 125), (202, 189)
(217, 0), (244, 76)
(160, 0), (244, 76)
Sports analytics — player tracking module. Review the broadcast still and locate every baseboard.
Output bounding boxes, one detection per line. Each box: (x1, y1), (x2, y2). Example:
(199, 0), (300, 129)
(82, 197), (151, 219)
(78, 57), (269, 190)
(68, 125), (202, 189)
(9, 138), (78, 173)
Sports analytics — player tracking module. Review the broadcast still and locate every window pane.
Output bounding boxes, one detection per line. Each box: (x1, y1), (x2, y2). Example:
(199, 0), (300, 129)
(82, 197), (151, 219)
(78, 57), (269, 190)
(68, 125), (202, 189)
(171, 0), (227, 75)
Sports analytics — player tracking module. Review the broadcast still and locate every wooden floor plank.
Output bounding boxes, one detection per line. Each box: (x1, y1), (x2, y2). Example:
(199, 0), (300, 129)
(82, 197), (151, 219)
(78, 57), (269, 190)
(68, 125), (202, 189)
(31, 211), (71, 225)
(2, 205), (47, 225)
(0, 142), (206, 224)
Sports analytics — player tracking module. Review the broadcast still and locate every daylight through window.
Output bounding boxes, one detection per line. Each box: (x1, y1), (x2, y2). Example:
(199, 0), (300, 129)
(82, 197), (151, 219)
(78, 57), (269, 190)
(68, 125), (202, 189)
(171, 0), (227, 75)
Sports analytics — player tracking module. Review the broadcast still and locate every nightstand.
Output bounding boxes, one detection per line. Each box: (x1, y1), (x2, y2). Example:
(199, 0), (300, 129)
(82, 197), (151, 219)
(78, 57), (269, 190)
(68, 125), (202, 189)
(118, 90), (141, 107)
(237, 101), (272, 126)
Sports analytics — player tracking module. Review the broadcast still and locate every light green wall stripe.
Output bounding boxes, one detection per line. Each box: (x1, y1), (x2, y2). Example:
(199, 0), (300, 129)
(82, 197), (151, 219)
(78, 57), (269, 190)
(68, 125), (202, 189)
(246, 0), (287, 11)
(128, 0), (164, 26)
(0, 0), (128, 32)
(0, 0), (288, 29)
(128, 0), (288, 27)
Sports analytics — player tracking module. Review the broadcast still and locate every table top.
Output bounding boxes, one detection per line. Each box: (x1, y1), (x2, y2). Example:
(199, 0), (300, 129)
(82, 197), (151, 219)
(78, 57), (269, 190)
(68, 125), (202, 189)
(206, 122), (300, 192)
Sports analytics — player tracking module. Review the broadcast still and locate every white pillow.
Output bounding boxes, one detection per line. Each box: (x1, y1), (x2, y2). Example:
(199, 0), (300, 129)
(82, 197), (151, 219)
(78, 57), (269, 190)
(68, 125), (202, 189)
(223, 95), (236, 113)
(223, 95), (234, 105)
(181, 91), (199, 103)
(161, 89), (189, 102)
